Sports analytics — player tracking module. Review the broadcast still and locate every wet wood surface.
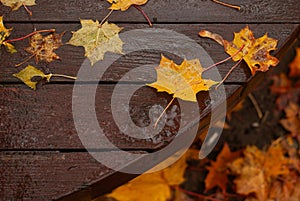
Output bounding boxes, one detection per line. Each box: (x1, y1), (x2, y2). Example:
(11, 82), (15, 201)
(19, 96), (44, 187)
(0, 0), (299, 200)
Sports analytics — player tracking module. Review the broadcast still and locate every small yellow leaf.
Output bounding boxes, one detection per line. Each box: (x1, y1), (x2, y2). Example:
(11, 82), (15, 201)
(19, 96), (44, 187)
(68, 20), (123, 66)
(107, 0), (148, 11)
(0, 0), (36, 11)
(148, 55), (218, 102)
(0, 16), (16, 53)
(13, 65), (51, 90)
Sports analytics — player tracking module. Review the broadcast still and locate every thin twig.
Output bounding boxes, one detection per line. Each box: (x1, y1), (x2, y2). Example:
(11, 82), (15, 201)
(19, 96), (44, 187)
(154, 97), (175, 128)
(215, 59), (242, 89)
(212, 0), (241, 10)
(5, 29), (55, 43)
(22, 2), (32, 16)
(133, 5), (153, 27)
(100, 9), (114, 26)
(15, 54), (36, 67)
(203, 45), (245, 73)
(248, 93), (263, 119)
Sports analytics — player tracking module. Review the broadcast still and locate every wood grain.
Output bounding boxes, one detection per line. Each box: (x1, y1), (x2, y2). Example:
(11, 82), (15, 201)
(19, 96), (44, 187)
(1, 24), (297, 83)
(0, 0), (299, 23)
(0, 84), (241, 150)
(0, 151), (143, 201)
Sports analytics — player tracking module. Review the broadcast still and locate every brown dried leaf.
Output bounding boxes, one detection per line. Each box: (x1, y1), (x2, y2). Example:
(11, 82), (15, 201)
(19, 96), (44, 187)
(25, 32), (64, 63)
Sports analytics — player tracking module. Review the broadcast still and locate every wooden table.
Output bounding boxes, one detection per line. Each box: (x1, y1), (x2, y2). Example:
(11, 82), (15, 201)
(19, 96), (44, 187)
(0, 1), (299, 200)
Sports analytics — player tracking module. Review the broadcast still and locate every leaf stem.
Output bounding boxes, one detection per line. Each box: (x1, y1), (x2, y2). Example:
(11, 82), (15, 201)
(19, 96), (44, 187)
(51, 74), (77, 80)
(212, 0), (241, 10)
(203, 44), (245, 73)
(215, 59), (242, 89)
(22, 2), (33, 16)
(133, 5), (153, 27)
(15, 54), (36, 67)
(100, 9), (114, 26)
(154, 97), (175, 128)
(5, 29), (55, 43)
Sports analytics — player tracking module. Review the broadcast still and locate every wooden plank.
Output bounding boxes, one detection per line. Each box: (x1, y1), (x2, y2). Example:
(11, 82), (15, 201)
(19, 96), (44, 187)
(0, 151), (144, 201)
(0, 84), (241, 150)
(0, 0), (299, 23)
(1, 23), (297, 83)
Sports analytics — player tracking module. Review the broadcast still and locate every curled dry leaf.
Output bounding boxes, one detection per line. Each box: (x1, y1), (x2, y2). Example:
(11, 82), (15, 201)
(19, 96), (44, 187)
(289, 47), (300, 77)
(0, 16), (16, 53)
(13, 65), (52, 90)
(205, 143), (241, 193)
(200, 26), (279, 75)
(68, 20), (123, 66)
(25, 31), (64, 63)
(107, 0), (148, 11)
(147, 55), (218, 102)
(0, 0), (36, 11)
(13, 65), (76, 90)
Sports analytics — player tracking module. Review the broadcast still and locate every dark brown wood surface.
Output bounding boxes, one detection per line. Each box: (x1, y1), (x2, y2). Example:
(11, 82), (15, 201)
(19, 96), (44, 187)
(0, 0), (299, 200)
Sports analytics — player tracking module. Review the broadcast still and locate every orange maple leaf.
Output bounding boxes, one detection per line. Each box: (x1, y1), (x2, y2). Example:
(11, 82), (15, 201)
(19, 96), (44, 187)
(289, 47), (300, 77)
(199, 26), (279, 75)
(205, 143), (241, 193)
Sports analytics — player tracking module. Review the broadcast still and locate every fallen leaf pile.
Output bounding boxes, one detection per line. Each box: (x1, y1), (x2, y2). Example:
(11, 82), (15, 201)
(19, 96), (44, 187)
(229, 139), (293, 201)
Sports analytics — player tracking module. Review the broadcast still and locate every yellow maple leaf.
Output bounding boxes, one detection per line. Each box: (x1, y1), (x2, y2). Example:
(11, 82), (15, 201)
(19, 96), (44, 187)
(107, 150), (196, 201)
(0, 0), (36, 11)
(107, 0), (148, 11)
(0, 16), (16, 53)
(68, 20), (123, 66)
(200, 26), (279, 75)
(147, 55), (218, 102)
